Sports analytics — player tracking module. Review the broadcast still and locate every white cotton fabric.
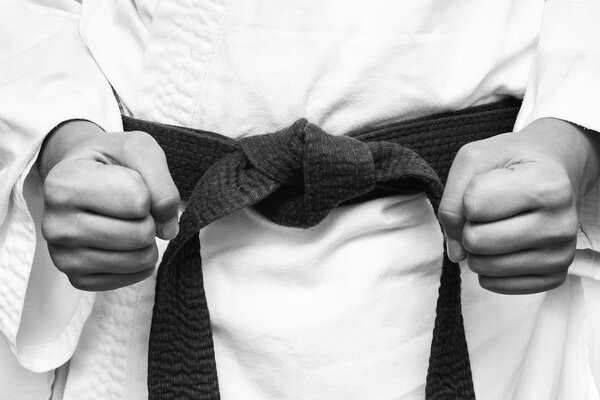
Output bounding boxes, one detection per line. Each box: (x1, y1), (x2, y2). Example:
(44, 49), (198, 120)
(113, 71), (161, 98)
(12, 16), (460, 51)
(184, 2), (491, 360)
(2, 0), (600, 399)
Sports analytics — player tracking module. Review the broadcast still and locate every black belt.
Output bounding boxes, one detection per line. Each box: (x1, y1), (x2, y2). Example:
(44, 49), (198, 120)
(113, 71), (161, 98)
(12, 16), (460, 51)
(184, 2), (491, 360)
(122, 97), (522, 400)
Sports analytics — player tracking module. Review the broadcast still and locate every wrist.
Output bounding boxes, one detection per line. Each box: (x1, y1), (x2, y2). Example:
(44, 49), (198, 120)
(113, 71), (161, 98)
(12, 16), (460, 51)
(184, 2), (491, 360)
(38, 119), (105, 181)
(574, 124), (600, 197)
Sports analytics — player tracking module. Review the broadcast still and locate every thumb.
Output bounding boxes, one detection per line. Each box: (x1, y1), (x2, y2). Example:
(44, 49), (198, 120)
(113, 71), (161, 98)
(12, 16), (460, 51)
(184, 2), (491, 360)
(439, 141), (506, 262)
(104, 131), (181, 240)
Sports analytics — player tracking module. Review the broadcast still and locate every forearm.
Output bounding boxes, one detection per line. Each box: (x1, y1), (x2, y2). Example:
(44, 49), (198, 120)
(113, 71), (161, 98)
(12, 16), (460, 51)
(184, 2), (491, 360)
(565, 122), (600, 198)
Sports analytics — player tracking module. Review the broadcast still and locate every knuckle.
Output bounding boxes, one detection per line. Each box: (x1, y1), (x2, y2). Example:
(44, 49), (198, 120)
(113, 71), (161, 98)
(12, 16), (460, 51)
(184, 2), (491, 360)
(136, 218), (157, 246)
(126, 130), (154, 145)
(129, 188), (152, 217)
(552, 246), (576, 272)
(121, 167), (146, 187)
(55, 260), (80, 276)
(50, 253), (72, 274)
(466, 255), (487, 275)
(140, 245), (159, 270)
(117, 170), (151, 217)
(562, 213), (579, 239)
(550, 213), (579, 242)
(556, 185), (575, 206)
(41, 215), (74, 244)
(67, 275), (93, 291)
(457, 142), (486, 164)
(461, 227), (482, 253)
(462, 182), (484, 220)
(544, 273), (568, 292)
(47, 245), (96, 280)
(40, 215), (55, 242)
(43, 173), (71, 207)
(56, 226), (76, 244)
(531, 172), (573, 207)
(123, 131), (160, 156)
(478, 276), (501, 293)
(46, 245), (72, 274)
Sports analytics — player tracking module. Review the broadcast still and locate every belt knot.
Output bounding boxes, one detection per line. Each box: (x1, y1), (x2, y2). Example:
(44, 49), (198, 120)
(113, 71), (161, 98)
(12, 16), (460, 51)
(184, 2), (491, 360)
(238, 119), (376, 228)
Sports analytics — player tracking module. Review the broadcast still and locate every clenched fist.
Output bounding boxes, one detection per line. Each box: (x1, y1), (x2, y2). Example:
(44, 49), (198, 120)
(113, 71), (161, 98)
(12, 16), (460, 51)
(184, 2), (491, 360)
(38, 120), (180, 291)
(439, 118), (600, 295)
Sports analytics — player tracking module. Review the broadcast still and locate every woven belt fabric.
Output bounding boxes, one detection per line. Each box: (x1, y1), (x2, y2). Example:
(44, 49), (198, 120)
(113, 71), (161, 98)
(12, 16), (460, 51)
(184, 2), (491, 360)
(122, 97), (522, 400)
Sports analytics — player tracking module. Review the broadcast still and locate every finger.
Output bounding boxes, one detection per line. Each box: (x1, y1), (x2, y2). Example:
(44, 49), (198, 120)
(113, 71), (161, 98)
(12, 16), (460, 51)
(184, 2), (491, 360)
(42, 212), (156, 250)
(439, 142), (505, 262)
(462, 210), (577, 255)
(467, 242), (575, 277)
(104, 132), (180, 239)
(462, 163), (573, 222)
(48, 243), (159, 276)
(44, 159), (151, 219)
(68, 268), (156, 292)
(478, 272), (567, 295)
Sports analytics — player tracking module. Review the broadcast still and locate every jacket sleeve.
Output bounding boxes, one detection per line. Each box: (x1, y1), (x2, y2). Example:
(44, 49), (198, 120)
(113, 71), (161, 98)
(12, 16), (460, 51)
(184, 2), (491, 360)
(513, 0), (600, 392)
(0, 0), (123, 372)
(514, 0), (600, 245)
(515, 0), (600, 133)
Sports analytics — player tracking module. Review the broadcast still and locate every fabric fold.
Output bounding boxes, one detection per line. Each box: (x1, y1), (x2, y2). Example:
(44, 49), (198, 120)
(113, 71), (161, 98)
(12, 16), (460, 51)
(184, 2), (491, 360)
(0, 1), (122, 372)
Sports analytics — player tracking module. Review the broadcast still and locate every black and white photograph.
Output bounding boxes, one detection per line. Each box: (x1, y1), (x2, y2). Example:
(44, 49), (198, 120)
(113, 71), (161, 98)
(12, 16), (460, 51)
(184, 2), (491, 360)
(1, 1), (600, 399)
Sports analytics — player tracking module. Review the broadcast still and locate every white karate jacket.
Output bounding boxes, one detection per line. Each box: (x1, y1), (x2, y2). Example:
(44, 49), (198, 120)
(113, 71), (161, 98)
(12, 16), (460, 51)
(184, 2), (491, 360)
(1, 1), (600, 399)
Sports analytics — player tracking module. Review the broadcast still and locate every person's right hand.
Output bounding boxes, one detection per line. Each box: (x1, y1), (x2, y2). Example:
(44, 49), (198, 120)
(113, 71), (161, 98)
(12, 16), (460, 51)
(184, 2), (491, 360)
(38, 120), (180, 291)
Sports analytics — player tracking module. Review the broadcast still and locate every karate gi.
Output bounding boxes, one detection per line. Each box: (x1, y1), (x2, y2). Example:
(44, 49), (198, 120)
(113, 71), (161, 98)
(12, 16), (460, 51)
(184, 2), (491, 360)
(1, 1), (600, 399)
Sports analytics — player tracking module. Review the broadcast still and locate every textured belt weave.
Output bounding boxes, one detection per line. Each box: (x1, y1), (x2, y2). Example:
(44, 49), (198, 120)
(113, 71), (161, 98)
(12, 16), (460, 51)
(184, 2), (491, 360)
(122, 97), (522, 400)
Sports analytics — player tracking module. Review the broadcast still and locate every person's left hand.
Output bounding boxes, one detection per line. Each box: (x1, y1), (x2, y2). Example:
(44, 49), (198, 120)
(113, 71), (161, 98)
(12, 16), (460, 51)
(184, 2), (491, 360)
(439, 117), (600, 295)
